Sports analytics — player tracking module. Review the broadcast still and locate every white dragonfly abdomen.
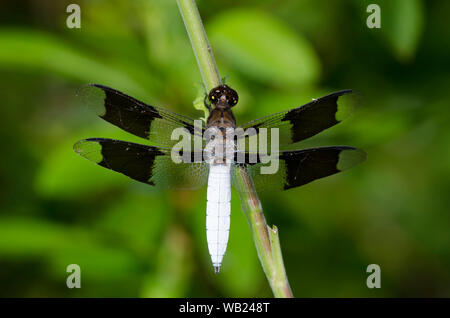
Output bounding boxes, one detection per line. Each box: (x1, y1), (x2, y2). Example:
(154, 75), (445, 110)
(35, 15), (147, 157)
(206, 163), (231, 273)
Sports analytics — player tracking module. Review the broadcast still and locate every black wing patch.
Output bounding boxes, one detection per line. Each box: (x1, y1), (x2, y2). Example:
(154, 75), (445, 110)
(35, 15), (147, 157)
(238, 90), (359, 149)
(74, 138), (208, 189)
(78, 84), (204, 147)
(232, 146), (366, 192)
(279, 146), (364, 190)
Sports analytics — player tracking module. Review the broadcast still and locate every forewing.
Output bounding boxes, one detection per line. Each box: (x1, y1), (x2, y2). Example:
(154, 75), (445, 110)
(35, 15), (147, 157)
(78, 84), (204, 148)
(238, 90), (359, 149)
(232, 146), (366, 192)
(73, 138), (208, 190)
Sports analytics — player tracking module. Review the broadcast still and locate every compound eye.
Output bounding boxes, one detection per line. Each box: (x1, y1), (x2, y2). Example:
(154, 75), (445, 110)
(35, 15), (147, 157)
(209, 94), (216, 103)
(229, 96), (238, 106)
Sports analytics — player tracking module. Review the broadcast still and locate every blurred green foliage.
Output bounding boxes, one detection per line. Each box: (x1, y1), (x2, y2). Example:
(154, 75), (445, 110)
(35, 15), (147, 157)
(0, 0), (449, 297)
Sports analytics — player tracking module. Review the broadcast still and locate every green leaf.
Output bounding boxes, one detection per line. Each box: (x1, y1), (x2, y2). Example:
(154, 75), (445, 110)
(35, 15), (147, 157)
(97, 192), (169, 256)
(192, 83), (209, 122)
(34, 129), (140, 199)
(208, 9), (320, 87)
(377, 0), (424, 62)
(140, 226), (193, 297)
(0, 218), (138, 280)
(0, 29), (151, 99)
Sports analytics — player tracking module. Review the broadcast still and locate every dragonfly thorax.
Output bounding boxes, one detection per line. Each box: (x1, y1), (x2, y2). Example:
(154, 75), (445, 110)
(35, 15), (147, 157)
(204, 126), (236, 165)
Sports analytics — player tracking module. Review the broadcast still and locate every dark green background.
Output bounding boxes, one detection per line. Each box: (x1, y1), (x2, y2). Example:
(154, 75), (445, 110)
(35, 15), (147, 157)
(0, 0), (449, 297)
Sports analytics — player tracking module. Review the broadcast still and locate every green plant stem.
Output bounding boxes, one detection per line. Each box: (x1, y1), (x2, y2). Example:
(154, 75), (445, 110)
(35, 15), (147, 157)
(177, 0), (293, 298)
(177, 0), (221, 92)
(234, 167), (293, 298)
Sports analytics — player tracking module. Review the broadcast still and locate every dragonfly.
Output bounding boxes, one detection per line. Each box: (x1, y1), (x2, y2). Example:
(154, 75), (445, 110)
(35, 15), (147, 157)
(74, 83), (366, 273)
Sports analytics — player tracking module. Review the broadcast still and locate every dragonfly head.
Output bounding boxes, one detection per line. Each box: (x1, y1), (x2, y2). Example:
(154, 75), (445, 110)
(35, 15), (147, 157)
(208, 84), (238, 109)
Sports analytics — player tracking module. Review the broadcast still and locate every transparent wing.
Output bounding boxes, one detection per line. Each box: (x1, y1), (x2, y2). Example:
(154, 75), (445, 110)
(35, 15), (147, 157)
(78, 84), (205, 148)
(231, 146), (366, 192)
(237, 90), (360, 150)
(73, 138), (208, 190)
